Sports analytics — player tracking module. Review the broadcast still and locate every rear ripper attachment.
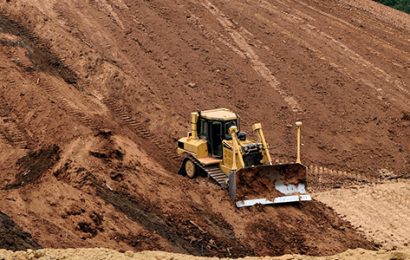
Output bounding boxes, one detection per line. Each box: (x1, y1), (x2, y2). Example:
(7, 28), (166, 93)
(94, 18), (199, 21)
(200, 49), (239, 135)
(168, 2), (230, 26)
(177, 108), (311, 208)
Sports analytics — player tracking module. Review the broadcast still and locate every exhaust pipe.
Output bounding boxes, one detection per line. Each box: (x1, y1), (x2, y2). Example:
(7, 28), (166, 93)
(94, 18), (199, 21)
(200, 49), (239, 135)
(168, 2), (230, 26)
(190, 112), (199, 139)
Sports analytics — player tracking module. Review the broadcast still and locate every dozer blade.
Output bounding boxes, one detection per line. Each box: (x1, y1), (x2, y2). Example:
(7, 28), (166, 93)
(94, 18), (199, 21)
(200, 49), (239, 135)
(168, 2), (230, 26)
(229, 163), (311, 208)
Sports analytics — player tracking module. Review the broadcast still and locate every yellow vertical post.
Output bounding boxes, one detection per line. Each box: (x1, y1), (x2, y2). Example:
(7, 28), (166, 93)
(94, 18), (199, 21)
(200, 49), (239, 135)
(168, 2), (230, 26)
(232, 139), (237, 171)
(229, 127), (238, 200)
(229, 139), (237, 200)
(190, 112), (199, 140)
(252, 123), (272, 165)
(229, 126), (244, 168)
(296, 121), (302, 164)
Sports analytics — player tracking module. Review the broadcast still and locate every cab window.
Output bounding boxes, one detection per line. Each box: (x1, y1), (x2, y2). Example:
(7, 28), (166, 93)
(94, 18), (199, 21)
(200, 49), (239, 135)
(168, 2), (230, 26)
(199, 119), (208, 138)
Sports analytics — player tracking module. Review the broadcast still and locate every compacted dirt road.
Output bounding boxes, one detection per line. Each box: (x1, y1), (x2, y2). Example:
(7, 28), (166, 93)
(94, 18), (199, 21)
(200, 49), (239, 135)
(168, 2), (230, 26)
(0, 0), (409, 257)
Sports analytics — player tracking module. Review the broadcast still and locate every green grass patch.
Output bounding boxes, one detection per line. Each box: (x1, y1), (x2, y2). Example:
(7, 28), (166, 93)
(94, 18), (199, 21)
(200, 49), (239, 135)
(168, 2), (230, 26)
(375, 0), (410, 14)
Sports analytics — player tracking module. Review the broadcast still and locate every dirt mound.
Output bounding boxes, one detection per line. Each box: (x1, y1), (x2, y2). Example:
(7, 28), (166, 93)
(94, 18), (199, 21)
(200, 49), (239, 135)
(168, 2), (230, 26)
(0, 212), (40, 251)
(236, 164), (307, 200)
(237, 171), (284, 200)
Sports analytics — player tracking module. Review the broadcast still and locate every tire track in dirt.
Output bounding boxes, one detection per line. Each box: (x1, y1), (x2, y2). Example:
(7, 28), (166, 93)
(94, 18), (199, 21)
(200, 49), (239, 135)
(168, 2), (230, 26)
(251, 0), (410, 110)
(103, 97), (180, 167)
(341, 0), (410, 32)
(0, 96), (30, 149)
(92, 0), (126, 30)
(307, 164), (379, 191)
(0, 13), (78, 86)
(40, 81), (99, 130)
(185, 13), (246, 59)
(53, 163), (253, 257)
(272, 158), (382, 192)
(279, 0), (410, 81)
(315, 180), (410, 250)
(307, 164), (409, 192)
(291, 0), (410, 59)
(212, 0), (406, 112)
(276, 0), (410, 96)
(349, 195), (409, 246)
(201, 0), (303, 113)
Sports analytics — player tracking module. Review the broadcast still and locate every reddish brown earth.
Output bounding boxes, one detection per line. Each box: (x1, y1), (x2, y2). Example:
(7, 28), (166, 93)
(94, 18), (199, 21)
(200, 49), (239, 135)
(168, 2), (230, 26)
(0, 0), (408, 257)
(235, 164), (307, 200)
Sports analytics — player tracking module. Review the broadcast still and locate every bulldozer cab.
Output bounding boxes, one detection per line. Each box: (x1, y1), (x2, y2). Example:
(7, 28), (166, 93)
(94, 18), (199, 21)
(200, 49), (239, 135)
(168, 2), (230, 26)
(197, 109), (239, 158)
(200, 119), (238, 158)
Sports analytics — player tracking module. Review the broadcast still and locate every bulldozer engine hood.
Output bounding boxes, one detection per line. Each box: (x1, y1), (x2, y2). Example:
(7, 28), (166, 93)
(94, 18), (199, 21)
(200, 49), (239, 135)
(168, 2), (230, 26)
(223, 140), (263, 152)
(223, 140), (264, 167)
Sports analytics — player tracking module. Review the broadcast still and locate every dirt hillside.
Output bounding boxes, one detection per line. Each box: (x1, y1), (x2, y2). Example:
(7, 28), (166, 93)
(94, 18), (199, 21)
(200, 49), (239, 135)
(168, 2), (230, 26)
(0, 0), (409, 257)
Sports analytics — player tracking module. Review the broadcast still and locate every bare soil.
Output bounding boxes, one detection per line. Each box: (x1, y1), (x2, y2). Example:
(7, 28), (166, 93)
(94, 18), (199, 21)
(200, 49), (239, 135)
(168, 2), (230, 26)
(315, 180), (410, 250)
(1, 248), (410, 260)
(0, 212), (40, 251)
(0, 0), (408, 257)
(5, 145), (60, 189)
(237, 171), (284, 200)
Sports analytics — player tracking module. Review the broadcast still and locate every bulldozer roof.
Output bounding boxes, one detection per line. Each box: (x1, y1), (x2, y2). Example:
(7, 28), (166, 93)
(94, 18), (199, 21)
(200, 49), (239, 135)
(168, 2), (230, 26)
(200, 108), (238, 121)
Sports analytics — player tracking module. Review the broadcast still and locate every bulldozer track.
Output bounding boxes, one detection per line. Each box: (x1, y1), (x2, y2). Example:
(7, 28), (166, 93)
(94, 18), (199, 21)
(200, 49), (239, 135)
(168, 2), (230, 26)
(206, 165), (228, 188)
(183, 154), (228, 188)
(103, 97), (180, 163)
(0, 96), (30, 149)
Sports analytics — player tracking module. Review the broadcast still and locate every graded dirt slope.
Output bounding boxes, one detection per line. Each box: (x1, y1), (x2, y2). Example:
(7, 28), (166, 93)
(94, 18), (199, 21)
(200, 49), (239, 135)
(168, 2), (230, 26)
(0, 0), (409, 257)
(315, 180), (410, 250)
(1, 0), (409, 174)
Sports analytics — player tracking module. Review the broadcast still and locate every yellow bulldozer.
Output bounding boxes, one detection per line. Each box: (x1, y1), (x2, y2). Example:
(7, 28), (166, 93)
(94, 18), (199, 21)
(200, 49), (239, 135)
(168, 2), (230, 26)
(177, 108), (311, 207)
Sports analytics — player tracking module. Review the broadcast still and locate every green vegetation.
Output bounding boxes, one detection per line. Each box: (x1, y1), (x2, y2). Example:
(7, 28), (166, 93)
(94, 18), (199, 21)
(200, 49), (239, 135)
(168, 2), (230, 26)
(375, 0), (410, 13)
